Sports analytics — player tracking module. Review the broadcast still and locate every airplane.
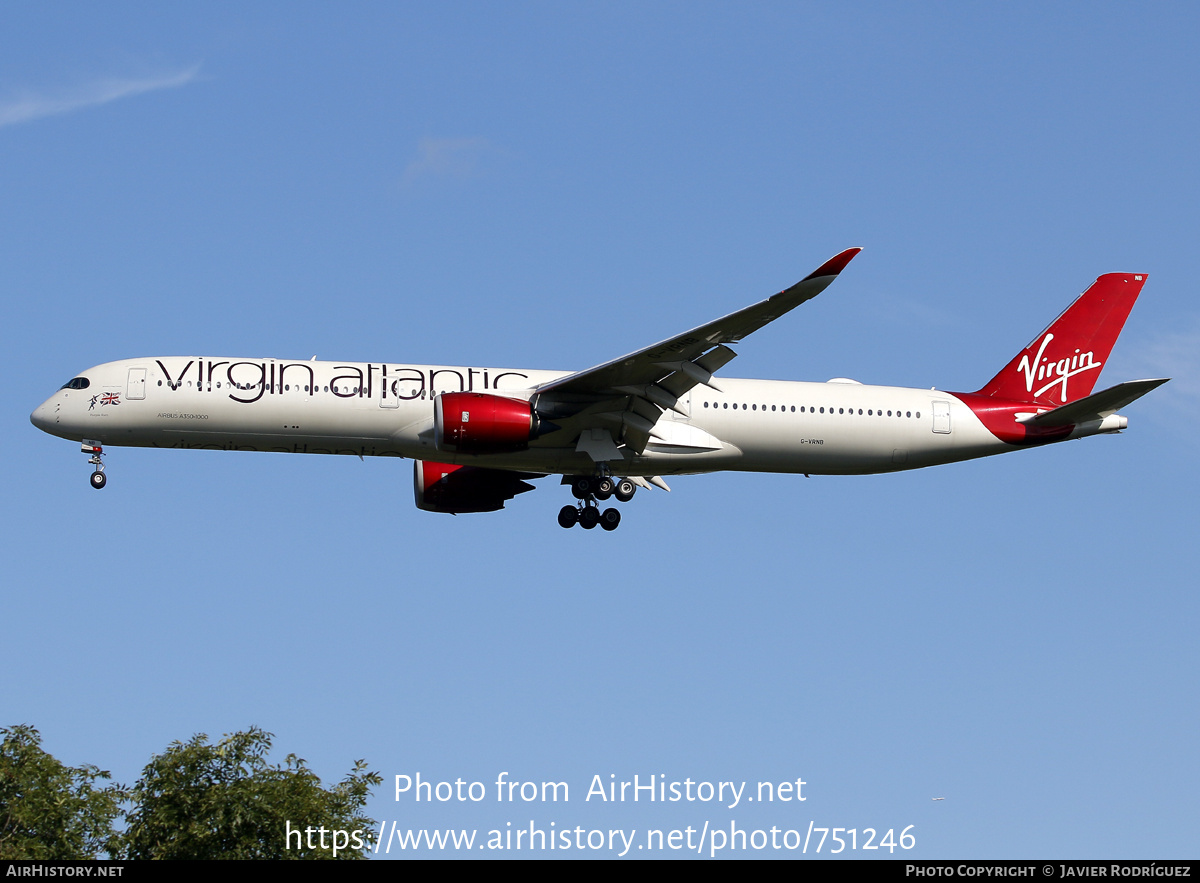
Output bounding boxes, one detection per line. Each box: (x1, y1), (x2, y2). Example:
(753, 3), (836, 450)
(30, 248), (1168, 531)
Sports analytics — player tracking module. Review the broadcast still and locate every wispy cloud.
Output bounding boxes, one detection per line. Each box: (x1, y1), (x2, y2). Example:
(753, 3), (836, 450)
(1108, 319), (1200, 429)
(401, 137), (491, 186)
(0, 65), (201, 129)
(877, 294), (957, 327)
(858, 289), (958, 329)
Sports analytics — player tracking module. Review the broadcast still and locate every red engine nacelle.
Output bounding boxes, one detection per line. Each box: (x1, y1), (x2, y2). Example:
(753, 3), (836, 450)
(413, 460), (536, 513)
(434, 392), (537, 454)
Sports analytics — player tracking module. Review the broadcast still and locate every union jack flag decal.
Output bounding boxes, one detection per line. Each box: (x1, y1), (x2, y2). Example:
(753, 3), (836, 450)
(100, 393), (120, 406)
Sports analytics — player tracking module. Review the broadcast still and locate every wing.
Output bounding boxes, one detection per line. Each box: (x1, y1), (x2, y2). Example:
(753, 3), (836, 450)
(532, 247), (862, 458)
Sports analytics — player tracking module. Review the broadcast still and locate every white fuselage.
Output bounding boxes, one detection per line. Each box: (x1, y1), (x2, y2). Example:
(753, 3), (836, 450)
(31, 356), (1119, 479)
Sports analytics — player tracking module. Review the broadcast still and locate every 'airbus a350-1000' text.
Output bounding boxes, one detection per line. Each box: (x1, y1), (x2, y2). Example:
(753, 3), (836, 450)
(31, 249), (1167, 531)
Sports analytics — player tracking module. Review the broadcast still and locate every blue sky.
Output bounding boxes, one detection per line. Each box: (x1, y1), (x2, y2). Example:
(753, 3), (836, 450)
(3, 3), (1197, 858)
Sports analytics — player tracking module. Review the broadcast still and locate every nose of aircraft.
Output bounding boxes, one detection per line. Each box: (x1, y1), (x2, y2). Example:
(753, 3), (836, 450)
(30, 397), (55, 433)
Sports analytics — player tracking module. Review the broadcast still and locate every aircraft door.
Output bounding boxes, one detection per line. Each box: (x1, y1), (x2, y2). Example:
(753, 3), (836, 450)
(380, 374), (400, 409)
(932, 400), (951, 434)
(127, 367), (147, 400)
(670, 390), (692, 421)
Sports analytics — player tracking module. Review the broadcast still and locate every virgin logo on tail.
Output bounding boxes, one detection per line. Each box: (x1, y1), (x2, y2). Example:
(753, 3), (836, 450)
(974, 272), (1143, 407)
(1016, 333), (1102, 401)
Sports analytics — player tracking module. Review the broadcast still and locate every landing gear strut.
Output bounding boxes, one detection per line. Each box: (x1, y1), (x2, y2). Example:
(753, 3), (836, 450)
(83, 440), (106, 490)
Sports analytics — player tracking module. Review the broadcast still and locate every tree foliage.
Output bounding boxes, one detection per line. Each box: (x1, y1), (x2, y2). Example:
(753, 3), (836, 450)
(2, 725), (380, 860)
(118, 727), (381, 859)
(0, 725), (126, 859)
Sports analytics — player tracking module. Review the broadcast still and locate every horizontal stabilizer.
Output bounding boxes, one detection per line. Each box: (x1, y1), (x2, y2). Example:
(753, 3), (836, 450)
(1023, 378), (1169, 427)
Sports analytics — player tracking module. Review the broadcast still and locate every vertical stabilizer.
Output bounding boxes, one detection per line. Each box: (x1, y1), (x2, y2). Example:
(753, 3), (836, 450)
(975, 273), (1146, 406)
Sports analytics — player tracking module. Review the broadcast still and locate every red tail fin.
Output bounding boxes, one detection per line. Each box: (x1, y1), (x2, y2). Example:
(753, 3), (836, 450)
(975, 272), (1146, 406)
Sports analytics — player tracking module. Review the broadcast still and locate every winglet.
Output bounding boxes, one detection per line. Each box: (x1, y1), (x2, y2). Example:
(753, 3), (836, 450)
(803, 247), (863, 281)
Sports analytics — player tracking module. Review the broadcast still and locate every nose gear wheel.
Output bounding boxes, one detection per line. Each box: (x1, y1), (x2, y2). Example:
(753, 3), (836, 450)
(83, 441), (107, 489)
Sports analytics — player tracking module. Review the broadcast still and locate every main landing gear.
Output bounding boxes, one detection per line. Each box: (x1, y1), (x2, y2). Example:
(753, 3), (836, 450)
(557, 475), (637, 531)
(83, 440), (106, 489)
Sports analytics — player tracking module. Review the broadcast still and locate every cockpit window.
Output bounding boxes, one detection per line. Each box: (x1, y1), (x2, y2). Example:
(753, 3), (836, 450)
(60, 377), (90, 390)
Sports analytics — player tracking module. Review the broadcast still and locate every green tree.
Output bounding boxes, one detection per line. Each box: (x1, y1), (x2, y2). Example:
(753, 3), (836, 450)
(119, 727), (381, 859)
(0, 725), (125, 859)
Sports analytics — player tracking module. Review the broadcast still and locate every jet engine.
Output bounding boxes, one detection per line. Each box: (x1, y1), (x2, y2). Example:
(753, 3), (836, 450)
(434, 392), (541, 454)
(413, 459), (537, 514)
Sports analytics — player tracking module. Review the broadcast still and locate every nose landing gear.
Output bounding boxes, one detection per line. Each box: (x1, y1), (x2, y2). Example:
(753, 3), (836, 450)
(83, 440), (106, 489)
